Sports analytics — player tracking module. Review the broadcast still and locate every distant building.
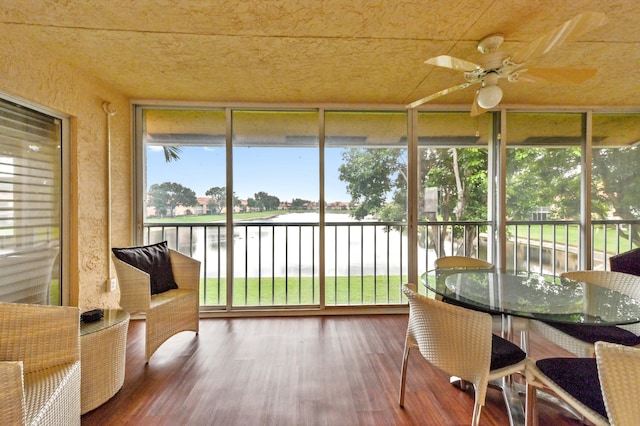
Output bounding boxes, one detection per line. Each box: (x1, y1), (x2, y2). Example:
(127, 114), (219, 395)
(195, 197), (212, 215)
(146, 196), (350, 217)
(327, 201), (350, 211)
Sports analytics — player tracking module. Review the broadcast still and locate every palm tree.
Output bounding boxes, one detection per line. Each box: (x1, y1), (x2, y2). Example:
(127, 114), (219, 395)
(163, 146), (182, 162)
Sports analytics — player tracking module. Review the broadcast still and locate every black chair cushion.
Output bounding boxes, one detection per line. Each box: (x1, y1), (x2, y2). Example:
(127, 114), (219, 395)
(536, 358), (607, 419)
(610, 248), (640, 276)
(490, 334), (527, 371)
(544, 321), (640, 345)
(112, 241), (178, 295)
(444, 298), (526, 370)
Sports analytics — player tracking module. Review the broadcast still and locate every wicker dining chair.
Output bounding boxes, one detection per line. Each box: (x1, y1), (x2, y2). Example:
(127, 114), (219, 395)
(610, 248), (640, 276)
(528, 271), (640, 358)
(112, 242), (200, 363)
(434, 256), (530, 349)
(399, 283), (529, 426)
(526, 341), (640, 426)
(596, 341), (640, 425)
(434, 255), (494, 270)
(0, 302), (81, 425)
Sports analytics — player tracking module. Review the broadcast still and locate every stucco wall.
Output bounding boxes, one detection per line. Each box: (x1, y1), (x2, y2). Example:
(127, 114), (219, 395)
(1, 40), (132, 310)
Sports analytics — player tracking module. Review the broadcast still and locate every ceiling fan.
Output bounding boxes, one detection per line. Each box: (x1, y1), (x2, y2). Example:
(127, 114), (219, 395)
(407, 11), (607, 116)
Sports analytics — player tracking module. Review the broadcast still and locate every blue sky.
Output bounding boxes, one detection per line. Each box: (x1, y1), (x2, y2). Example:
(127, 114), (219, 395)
(146, 146), (351, 202)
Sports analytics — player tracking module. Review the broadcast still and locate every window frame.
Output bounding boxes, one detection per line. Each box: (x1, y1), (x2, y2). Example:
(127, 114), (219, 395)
(0, 91), (70, 306)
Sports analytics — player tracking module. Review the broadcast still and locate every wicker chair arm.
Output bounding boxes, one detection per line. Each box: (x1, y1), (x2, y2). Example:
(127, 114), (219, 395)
(0, 361), (26, 424)
(434, 256), (494, 270)
(169, 249), (201, 292)
(0, 303), (79, 374)
(596, 341), (640, 425)
(112, 254), (152, 313)
(561, 270), (640, 335)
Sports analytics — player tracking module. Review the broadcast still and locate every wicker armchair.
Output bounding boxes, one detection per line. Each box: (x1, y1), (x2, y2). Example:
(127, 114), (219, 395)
(525, 341), (640, 426)
(0, 244), (59, 305)
(112, 247), (200, 363)
(399, 284), (529, 425)
(528, 271), (640, 358)
(0, 302), (81, 425)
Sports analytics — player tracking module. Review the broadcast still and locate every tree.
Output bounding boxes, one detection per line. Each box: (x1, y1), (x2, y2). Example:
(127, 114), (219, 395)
(207, 199), (221, 215)
(205, 186), (226, 202)
(205, 186), (240, 214)
(506, 148), (581, 220)
(148, 182), (197, 217)
(162, 146), (182, 162)
(421, 147), (488, 222)
(291, 198), (310, 210)
(592, 146), (640, 246)
(421, 147), (488, 255)
(254, 191), (280, 211)
(205, 186), (224, 214)
(338, 148), (406, 220)
(337, 142), (638, 257)
(247, 198), (257, 210)
(338, 146), (488, 256)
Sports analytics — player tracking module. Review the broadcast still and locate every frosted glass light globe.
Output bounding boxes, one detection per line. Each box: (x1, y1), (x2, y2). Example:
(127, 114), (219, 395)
(477, 85), (503, 109)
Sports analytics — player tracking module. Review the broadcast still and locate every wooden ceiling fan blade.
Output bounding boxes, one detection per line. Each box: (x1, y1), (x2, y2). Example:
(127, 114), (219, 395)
(425, 55), (481, 72)
(518, 67), (598, 83)
(511, 11), (606, 64)
(470, 90), (487, 116)
(406, 82), (474, 109)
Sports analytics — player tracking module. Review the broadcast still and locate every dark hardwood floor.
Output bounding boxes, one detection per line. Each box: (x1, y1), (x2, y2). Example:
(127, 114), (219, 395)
(82, 315), (585, 425)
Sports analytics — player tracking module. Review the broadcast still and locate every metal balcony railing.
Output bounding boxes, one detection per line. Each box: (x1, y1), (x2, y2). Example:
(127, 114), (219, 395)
(143, 218), (640, 309)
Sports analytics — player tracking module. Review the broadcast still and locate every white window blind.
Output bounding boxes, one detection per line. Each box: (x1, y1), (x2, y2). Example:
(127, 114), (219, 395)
(0, 98), (61, 305)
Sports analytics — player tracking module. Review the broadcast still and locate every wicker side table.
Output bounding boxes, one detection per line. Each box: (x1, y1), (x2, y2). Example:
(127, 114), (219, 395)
(80, 309), (130, 414)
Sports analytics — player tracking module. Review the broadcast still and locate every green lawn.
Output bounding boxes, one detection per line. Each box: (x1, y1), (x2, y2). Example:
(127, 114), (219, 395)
(508, 223), (636, 255)
(200, 276), (405, 306)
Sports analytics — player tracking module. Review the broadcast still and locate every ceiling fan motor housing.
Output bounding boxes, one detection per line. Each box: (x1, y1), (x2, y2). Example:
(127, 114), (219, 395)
(483, 72), (500, 87)
(477, 34), (504, 53)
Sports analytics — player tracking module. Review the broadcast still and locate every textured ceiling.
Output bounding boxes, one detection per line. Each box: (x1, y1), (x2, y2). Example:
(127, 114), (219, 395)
(2, 0), (639, 109)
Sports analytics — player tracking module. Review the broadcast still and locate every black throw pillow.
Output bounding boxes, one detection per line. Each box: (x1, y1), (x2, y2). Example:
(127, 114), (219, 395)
(112, 241), (178, 295)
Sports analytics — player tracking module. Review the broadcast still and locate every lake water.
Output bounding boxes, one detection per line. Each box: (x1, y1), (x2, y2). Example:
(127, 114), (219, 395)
(154, 212), (431, 278)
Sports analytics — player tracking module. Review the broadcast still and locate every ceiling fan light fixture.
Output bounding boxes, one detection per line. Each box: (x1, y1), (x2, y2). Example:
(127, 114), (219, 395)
(477, 85), (503, 109)
(409, 12), (606, 114)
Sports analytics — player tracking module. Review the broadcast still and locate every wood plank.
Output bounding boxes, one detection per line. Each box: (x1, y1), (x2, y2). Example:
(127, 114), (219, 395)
(81, 315), (582, 425)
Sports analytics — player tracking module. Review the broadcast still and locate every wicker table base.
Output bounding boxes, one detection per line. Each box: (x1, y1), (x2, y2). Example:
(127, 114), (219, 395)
(80, 309), (130, 414)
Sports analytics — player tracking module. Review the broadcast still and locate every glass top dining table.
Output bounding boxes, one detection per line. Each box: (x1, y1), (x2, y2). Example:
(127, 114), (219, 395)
(421, 269), (640, 326)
